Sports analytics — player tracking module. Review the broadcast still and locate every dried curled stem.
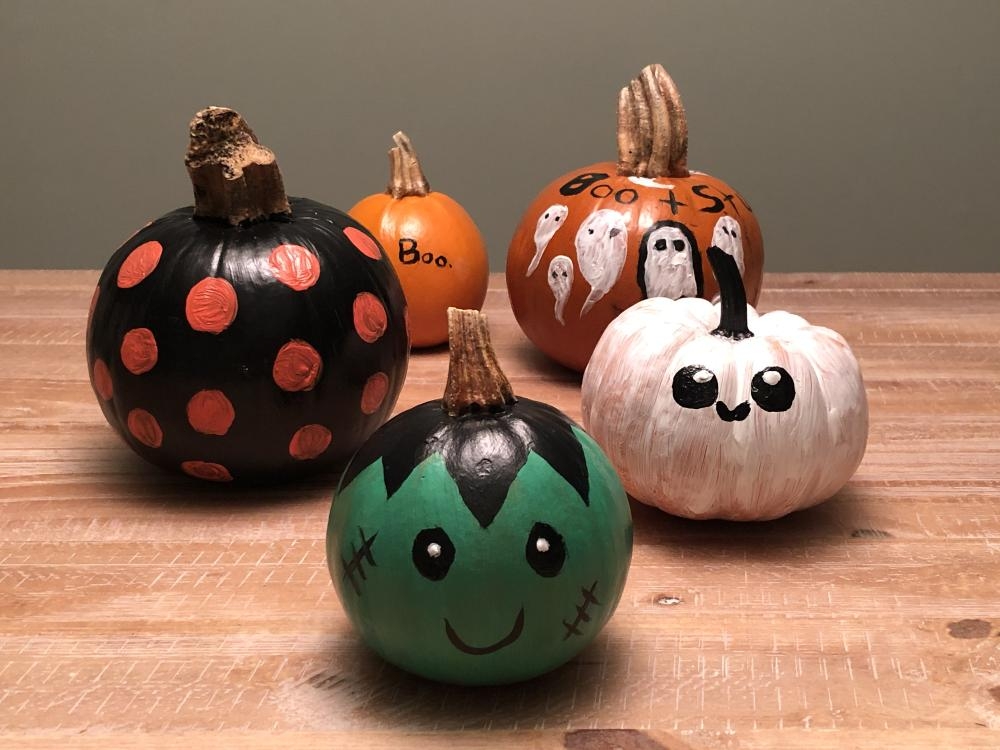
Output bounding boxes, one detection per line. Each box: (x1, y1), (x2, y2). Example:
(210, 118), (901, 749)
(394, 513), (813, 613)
(388, 131), (430, 198)
(616, 64), (690, 178)
(442, 308), (516, 417)
(185, 107), (291, 225)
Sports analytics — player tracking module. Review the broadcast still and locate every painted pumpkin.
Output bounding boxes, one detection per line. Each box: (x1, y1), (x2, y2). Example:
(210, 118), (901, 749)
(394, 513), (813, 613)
(581, 246), (868, 521)
(327, 308), (632, 685)
(86, 107), (409, 482)
(350, 132), (489, 348)
(506, 63), (764, 372)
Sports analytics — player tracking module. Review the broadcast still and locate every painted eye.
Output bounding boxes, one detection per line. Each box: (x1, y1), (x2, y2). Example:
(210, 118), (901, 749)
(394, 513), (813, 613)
(526, 522), (566, 577)
(672, 239), (687, 252)
(412, 527), (455, 581)
(751, 367), (795, 412)
(672, 365), (718, 409)
(588, 228), (595, 235)
(544, 212), (550, 219)
(654, 238), (667, 251)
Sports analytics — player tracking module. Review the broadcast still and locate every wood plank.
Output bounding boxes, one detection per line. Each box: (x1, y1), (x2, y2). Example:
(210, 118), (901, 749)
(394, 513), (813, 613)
(1, 270), (999, 747)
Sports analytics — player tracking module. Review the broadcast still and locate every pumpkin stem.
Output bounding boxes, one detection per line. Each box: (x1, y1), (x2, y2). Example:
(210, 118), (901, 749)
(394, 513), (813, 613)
(442, 308), (516, 416)
(388, 131), (431, 198)
(616, 64), (690, 179)
(708, 246), (754, 340)
(185, 107), (292, 226)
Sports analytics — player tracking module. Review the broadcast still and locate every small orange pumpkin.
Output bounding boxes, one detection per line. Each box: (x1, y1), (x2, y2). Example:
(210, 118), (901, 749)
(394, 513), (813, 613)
(350, 133), (489, 348)
(506, 64), (764, 372)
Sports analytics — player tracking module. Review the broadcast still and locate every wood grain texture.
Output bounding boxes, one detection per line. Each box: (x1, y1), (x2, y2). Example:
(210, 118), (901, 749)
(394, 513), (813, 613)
(1, 271), (999, 749)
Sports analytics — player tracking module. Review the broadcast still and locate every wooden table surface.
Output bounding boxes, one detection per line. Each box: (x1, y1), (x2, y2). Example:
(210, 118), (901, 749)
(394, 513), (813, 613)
(1, 271), (999, 749)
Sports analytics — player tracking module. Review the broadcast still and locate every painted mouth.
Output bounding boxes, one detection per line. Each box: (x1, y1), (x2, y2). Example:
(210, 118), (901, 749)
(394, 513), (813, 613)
(445, 607), (525, 655)
(716, 400), (751, 422)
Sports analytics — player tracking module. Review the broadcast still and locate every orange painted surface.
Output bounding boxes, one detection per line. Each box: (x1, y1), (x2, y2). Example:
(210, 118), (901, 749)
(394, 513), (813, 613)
(288, 424), (332, 460)
(360, 371), (389, 415)
(350, 192), (487, 348)
(92, 358), (113, 400)
(185, 277), (238, 334)
(505, 162), (764, 372)
(180, 460), (233, 482)
(117, 241), (163, 289)
(352, 292), (388, 344)
(272, 340), (323, 392)
(126, 408), (163, 448)
(120, 328), (158, 375)
(268, 244), (320, 291)
(342, 226), (383, 260)
(186, 390), (235, 436)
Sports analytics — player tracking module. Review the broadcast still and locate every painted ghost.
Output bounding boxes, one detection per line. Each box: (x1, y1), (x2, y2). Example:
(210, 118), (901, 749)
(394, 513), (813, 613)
(526, 204), (569, 276)
(575, 209), (628, 316)
(637, 220), (702, 300)
(711, 216), (745, 275)
(547, 255), (574, 325)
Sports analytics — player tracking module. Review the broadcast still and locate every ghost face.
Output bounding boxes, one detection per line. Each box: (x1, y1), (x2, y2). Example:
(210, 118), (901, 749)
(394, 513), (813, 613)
(526, 205), (569, 276)
(547, 255), (574, 325)
(574, 209), (628, 316)
(637, 220), (702, 300)
(711, 216), (744, 275)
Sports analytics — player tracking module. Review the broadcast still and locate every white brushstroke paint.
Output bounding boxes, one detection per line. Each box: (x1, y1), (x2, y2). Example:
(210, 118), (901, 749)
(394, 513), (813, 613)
(575, 209), (628, 316)
(711, 216), (745, 275)
(526, 204), (568, 276)
(547, 255), (573, 325)
(628, 176), (674, 189)
(641, 224), (698, 300)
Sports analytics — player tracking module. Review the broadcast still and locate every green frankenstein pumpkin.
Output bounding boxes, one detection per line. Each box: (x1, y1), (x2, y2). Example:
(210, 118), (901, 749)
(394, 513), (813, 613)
(327, 309), (632, 685)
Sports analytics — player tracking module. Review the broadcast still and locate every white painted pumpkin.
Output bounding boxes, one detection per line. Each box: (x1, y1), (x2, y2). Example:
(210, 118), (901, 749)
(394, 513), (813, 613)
(581, 246), (868, 521)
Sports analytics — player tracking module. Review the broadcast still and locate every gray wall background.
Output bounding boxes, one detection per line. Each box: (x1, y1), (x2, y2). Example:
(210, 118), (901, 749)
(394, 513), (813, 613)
(2, 0), (998, 272)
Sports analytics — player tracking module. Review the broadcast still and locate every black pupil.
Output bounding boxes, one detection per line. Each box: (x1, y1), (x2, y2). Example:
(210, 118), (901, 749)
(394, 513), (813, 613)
(525, 522), (566, 578)
(672, 239), (687, 252)
(751, 367), (796, 412)
(672, 365), (719, 409)
(412, 527), (455, 581)
(654, 238), (667, 251)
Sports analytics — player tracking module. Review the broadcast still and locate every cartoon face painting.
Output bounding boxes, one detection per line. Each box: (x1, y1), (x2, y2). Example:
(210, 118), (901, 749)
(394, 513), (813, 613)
(711, 215), (745, 275)
(327, 400), (632, 685)
(637, 219), (702, 300)
(526, 204), (569, 276)
(575, 209), (628, 316)
(547, 255), (574, 325)
(671, 363), (796, 423)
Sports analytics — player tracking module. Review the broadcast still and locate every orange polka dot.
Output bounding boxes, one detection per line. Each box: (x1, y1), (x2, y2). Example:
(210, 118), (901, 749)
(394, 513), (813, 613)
(92, 358), (113, 400)
(343, 227), (382, 260)
(360, 372), (389, 415)
(181, 460), (233, 482)
(353, 292), (388, 343)
(289, 424), (332, 460)
(186, 277), (238, 333)
(268, 244), (320, 291)
(186, 390), (235, 436)
(117, 241), (163, 288)
(272, 340), (323, 392)
(120, 328), (158, 374)
(127, 408), (163, 448)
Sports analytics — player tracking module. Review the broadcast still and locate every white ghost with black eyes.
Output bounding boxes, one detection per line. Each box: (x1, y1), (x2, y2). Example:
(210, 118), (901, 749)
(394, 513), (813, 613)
(711, 215), (745, 275)
(640, 223), (699, 300)
(526, 204), (568, 276)
(547, 255), (574, 325)
(575, 209), (628, 316)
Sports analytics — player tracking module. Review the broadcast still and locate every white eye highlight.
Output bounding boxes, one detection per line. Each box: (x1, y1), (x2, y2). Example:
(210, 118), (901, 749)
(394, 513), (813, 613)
(427, 543), (442, 558)
(762, 370), (782, 386)
(692, 369), (714, 384)
(535, 538), (551, 553)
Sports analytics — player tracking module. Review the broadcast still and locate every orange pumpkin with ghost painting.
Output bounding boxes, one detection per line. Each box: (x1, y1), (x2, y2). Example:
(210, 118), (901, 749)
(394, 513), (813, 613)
(505, 64), (764, 372)
(350, 133), (489, 348)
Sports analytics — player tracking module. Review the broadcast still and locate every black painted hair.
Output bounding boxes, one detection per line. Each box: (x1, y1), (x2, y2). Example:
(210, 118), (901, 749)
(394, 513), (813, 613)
(636, 219), (703, 299)
(340, 398), (590, 528)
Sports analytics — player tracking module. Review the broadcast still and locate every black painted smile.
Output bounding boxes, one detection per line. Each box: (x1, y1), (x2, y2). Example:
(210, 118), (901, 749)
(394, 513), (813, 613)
(444, 607), (525, 655)
(716, 400), (751, 422)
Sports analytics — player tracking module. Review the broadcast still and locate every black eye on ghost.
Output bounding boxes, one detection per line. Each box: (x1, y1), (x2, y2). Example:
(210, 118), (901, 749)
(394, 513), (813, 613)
(654, 238), (688, 253)
(672, 365), (795, 421)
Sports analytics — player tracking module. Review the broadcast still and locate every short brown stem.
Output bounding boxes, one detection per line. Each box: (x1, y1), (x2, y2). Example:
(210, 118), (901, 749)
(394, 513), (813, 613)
(616, 64), (690, 179)
(387, 131), (430, 198)
(442, 308), (516, 417)
(185, 107), (291, 225)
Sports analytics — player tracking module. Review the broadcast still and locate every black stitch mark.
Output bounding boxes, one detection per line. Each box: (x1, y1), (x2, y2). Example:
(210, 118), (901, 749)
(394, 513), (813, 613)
(341, 527), (378, 595)
(563, 581), (600, 640)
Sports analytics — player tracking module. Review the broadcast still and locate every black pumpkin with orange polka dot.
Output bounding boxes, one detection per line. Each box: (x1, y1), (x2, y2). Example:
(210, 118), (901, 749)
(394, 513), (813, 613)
(86, 107), (409, 482)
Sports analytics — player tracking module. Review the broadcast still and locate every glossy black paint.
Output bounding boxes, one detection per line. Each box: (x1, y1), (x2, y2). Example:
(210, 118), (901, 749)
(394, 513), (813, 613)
(751, 367), (796, 412)
(86, 197), (409, 482)
(671, 365), (719, 409)
(525, 522), (566, 578)
(708, 245), (753, 341)
(340, 398), (590, 528)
